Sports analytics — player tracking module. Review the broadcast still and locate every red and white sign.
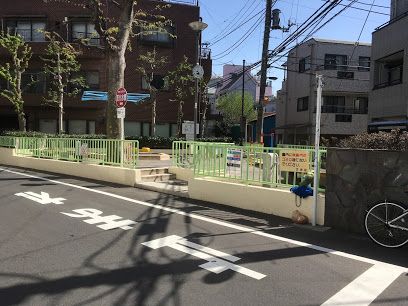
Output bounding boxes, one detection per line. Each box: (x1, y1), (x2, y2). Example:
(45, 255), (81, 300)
(116, 87), (127, 108)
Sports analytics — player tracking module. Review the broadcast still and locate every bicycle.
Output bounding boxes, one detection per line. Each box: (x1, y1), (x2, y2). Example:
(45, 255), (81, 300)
(365, 200), (408, 248)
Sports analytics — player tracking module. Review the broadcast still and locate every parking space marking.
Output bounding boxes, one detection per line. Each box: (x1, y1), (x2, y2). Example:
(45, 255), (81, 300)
(142, 235), (266, 280)
(15, 191), (66, 205)
(1, 167), (407, 272)
(321, 264), (403, 306)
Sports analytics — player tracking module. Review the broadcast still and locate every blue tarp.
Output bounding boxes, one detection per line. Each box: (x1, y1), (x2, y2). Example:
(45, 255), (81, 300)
(81, 91), (150, 104)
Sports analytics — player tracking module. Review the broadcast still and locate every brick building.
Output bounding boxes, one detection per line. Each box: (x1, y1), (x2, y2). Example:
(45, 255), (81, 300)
(0, 0), (211, 137)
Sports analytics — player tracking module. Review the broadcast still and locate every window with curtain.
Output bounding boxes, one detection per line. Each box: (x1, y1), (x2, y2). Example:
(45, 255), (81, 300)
(6, 20), (46, 41)
(324, 54), (347, 70)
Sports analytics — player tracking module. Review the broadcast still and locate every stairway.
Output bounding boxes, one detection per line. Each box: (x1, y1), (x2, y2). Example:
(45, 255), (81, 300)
(135, 167), (189, 198)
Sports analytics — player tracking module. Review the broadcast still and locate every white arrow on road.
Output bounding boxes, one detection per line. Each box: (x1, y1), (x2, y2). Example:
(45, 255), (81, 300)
(15, 191), (66, 205)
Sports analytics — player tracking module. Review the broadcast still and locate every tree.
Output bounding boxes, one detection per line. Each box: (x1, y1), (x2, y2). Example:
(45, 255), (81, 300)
(49, 0), (171, 138)
(41, 31), (85, 134)
(0, 33), (32, 131)
(136, 47), (167, 136)
(216, 91), (256, 134)
(166, 56), (194, 137)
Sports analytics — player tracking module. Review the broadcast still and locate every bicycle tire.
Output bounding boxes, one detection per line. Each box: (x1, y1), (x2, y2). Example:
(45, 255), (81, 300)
(365, 202), (408, 248)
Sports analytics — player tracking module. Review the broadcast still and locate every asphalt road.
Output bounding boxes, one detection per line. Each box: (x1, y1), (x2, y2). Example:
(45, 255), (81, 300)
(0, 165), (407, 306)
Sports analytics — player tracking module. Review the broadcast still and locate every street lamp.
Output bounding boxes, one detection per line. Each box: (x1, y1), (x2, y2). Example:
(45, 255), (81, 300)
(189, 20), (207, 141)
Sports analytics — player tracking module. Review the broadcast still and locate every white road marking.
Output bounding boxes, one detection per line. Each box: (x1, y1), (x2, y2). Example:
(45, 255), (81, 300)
(321, 264), (403, 306)
(61, 208), (136, 230)
(15, 191), (66, 205)
(2, 168), (407, 272)
(142, 235), (266, 280)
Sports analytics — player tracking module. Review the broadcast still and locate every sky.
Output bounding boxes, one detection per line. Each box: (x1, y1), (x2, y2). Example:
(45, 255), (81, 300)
(199, 0), (390, 94)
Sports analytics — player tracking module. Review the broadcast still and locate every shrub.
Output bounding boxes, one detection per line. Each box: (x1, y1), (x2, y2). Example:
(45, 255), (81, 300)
(1, 131), (234, 149)
(339, 129), (408, 151)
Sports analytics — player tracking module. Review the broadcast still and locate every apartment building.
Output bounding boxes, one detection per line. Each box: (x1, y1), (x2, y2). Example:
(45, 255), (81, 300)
(0, 0), (211, 137)
(276, 38), (371, 144)
(368, 0), (408, 130)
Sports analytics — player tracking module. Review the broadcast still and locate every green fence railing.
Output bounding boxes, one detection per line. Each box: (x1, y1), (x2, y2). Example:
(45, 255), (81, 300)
(11, 137), (139, 169)
(174, 141), (327, 191)
(277, 144), (327, 150)
(0, 136), (16, 148)
(172, 141), (235, 168)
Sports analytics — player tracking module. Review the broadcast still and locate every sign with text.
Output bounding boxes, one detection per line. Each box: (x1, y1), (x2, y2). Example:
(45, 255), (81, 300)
(116, 87), (127, 108)
(279, 150), (310, 173)
(226, 148), (242, 174)
(117, 107), (126, 119)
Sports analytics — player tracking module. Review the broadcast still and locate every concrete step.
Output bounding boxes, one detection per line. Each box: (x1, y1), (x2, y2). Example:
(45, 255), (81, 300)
(134, 180), (189, 198)
(141, 173), (176, 182)
(140, 167), (169, 176)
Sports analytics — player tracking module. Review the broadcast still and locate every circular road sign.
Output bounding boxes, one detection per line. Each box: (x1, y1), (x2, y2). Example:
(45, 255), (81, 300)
(116, 87), (127, 108)
(192, 65), (204, 80)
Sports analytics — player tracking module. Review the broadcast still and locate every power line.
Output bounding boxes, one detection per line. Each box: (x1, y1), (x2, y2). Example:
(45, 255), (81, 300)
(209, 9), (265, 46)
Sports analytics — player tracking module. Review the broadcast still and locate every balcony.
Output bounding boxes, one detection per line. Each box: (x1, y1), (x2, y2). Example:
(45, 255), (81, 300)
(314, 106), (368, 115)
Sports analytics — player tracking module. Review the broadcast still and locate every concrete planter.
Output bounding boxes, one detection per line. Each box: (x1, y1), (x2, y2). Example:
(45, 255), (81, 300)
(325, 148), (408, 233)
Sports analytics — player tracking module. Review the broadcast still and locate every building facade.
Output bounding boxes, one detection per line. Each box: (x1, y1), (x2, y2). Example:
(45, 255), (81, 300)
(369, 0), (408, 127)
(0, 0), (211, 137)
(276, 38), (371, 144)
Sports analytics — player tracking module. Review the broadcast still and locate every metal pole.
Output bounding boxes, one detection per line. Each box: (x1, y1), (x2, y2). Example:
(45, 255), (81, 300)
(193, 31), (199, 141)
(313, 74), (323, 226)
(241, 59), (245, 146)
(120, 116), (124, 167)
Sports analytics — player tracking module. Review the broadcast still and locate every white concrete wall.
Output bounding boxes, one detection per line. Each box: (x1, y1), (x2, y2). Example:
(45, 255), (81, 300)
(189, 178), (325, 225)
(0, 148), (140, 186)
(168, 166), (194, 181)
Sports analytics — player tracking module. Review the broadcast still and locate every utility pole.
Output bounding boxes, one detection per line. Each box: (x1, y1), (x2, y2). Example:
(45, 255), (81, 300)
(256, 0), (273, 143)
(312, 74), (323, 226)
(240, 59), (246, 146)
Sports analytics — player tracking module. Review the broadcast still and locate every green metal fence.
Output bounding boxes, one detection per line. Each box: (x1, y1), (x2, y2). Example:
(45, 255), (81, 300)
(173, 141), (327, 191)
(277, 144), (327, 150)
(10, 137), (139, 168)
(0, 136), (16, 148)
(172, 141), (235, 168)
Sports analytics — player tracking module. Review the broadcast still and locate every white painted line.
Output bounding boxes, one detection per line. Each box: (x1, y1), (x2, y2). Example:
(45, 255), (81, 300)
(15, 191), (66, 205)
(142, 235), (266, 280)
(1, 167), (408, 272)
(321, 264), (403, 306)
(178, 239), (241, 262)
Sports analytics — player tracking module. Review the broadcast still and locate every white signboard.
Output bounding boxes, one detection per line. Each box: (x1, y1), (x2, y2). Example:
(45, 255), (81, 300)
(142, 235), (266, 280)
(226, 148), (242, 171)
(117, 107), (126, 119)
(182, 121), (199, 135)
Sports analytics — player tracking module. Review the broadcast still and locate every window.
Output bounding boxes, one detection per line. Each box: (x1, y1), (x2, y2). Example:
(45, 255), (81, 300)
(71, 21), (100, 45)
(353, 97), (368, 114)
(324, 54), (347, 70)
(337, 71), (354, 79)
(322, 96), (345, 113)
(39, 119), (57, 134)
(22, 71), (46, 94)
(139, 25), (175, 45)
(125, 122), (141, 136)
(156, 123), (170, 137)
(6, 20), (46, 42)
(374, 51), (404, 89)
(142, 123), (150, 136)
(335, 114), (352, 122)
(297, 96), (309, 112)
(141, 74), (168, 90)
(71, 71), (99, 90)
(299, 56), (311, 73)
(68, 120), (87, 134)
(358, 56), (370, 71)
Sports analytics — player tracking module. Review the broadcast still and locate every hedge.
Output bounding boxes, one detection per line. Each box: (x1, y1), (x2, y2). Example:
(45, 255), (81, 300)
(1, 131), (233, 149)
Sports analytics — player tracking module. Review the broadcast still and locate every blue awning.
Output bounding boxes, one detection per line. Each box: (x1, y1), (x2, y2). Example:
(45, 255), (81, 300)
(81, 91), (150, 104)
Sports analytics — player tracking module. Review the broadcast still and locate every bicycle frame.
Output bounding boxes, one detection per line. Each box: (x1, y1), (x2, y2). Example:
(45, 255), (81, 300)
(389, 209), (408, 232)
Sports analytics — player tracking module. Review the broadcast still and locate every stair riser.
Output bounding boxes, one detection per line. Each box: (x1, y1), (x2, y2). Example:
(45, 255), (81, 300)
(140, 168), (169, 176)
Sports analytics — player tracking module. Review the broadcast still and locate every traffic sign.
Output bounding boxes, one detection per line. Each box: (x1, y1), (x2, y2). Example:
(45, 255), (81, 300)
(117, 107), (126, 119)
(116, 87), (127, 108)
(192, 64), (204, 79)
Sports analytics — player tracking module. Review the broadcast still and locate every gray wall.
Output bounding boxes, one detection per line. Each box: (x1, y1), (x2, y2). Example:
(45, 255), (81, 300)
(325, 148), (408, 233)
(369, 15), (408, 121)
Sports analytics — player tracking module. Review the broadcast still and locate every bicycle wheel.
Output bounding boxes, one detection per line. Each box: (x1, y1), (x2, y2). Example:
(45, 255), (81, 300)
(365, 202), (408, 248)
